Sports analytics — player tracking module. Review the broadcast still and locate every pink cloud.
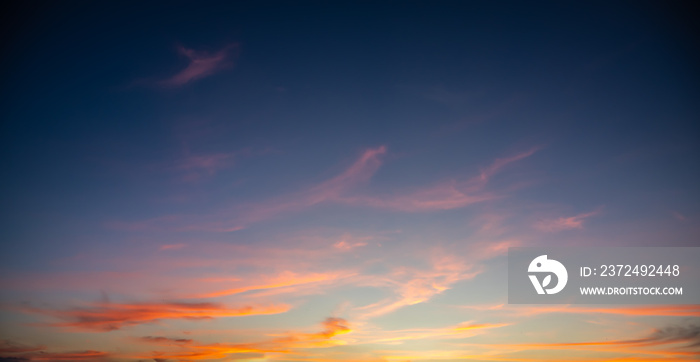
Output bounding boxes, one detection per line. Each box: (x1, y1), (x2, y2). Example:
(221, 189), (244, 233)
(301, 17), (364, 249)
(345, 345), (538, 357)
(106, 215), (245, 233)
(108, 146), (538, 232)
(339, 180), (496, 212)
(121, 146), (387, 232)
(248, 146), (535, 216)
(159, 243), (186, 251)
(671, 211), (687, 221)
(336, 147), (539, 212)
(476, 147), (539, 183)
(193, 270), (356, 299)
(353, 239), (517, 319)
(356, 256), (479, 318)
(333, 234), (371, 251)
(244, 145), (387, 217)
(534, 208), (602, 232)
(159, 44), (238, 87)
(176, 152), (237, 182)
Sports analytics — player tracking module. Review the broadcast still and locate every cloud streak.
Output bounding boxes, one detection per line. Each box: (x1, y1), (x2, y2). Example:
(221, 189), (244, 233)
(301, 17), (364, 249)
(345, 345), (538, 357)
(21, 301), (290, 331)
(109, 146), (539, 232)
(338, 147), (539, 212)
(355, 241), (516, 319)
(0, 340), (109, 362)
(134, 317), (352, 361)
(159, 44), (238, 87)
(460, 324), (700, 359)
(176, 152), (237, 182)
(534, 208), (602, 232)
(356, 255), (481, 319)
(352, 321), (510, 345)
(461, 303), (700, 318)
(194, 270), (355, 299)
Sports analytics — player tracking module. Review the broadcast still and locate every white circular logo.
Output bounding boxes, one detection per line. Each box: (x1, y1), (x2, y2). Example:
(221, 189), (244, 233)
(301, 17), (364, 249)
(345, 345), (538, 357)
(528, 255), (568, 295)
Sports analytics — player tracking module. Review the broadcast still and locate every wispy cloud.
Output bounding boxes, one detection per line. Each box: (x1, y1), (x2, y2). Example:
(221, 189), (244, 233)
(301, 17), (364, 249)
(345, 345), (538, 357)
(176, 152), (237, 182)
(338, 147), (539, 212)
(108, 146), (539, 232)
(106, 146), (388, 232)
(478, 147), (539, 182)
(239, 146), (389, 221)
(159, 243), (186, 251)
(0, 340), (110, 361)
(193, 270), (355, 299)
(137, 336), (193, 345)
(351, 321), (510, 345)
(534, 208), (602, 232)
(0, 340), (44, 354)
(672, 211), (687, 221)
(459, 324), (700, 360)
(356, 253), (481, 319)
(159, 44), (238, 87)
(339, 180), (496, 212)
(133, 317), (352, 361)
(355, 241), (516, 319)
(461, 303), (700, 317)
(268, 317), (352, 348)
(21, 301), (290, 331)
(333, 233), (371, 251)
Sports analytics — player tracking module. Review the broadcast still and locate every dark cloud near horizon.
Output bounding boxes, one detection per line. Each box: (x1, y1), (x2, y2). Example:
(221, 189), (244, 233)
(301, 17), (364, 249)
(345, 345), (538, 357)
(649, 324), (700, 348)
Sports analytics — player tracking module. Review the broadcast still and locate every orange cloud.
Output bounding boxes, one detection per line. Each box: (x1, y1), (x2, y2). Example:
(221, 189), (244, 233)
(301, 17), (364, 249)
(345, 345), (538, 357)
(576, 305), (700, 317)
(459, 324), (700, 360)
(134, 317), (352, 361)
(378, 350), (697, 362)
(22, 301), (290, 331)
(146, 343), (273, 361)
(270, 317), (353, 348)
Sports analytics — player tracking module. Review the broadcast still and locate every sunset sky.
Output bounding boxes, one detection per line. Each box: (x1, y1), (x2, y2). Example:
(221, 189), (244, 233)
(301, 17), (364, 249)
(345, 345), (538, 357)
(1, 1), (699, 361)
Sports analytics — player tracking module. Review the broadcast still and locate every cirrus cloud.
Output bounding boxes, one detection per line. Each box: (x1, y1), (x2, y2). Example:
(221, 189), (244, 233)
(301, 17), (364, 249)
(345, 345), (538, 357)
(159, 44), (239, 87)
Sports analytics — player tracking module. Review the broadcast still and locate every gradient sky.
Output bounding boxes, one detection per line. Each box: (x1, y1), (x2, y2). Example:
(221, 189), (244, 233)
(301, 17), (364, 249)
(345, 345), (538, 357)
(1, 1), (699, 361)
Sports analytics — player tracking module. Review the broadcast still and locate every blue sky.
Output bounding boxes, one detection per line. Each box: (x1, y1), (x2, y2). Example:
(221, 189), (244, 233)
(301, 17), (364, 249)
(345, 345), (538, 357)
(1, 1), (699, 361)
